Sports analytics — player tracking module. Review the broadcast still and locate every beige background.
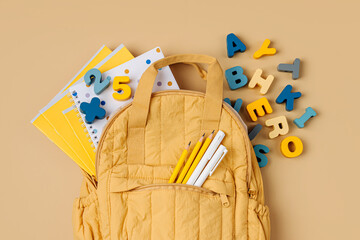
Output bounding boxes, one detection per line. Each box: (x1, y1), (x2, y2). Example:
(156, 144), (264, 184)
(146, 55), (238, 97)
(1, 0), (359, 239)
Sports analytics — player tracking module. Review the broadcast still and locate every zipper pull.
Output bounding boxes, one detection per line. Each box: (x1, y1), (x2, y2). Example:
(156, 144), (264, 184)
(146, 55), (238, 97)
(220, 194), (230, 207)
(248, 189), (257, 200)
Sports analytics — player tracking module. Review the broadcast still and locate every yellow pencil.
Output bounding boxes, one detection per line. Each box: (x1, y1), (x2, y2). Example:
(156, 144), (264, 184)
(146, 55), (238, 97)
(169, 141), (191, 183)
(176, 133), (205, 183)
(182, 130), (215, 183)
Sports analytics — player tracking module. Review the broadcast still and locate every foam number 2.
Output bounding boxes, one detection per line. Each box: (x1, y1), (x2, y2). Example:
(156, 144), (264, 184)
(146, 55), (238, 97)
(84, 68), (110, 95)
(112, 76), (132, 101)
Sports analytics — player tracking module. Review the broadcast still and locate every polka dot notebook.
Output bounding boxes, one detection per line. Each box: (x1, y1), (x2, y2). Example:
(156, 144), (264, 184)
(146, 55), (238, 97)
(69, 47), (179, 148)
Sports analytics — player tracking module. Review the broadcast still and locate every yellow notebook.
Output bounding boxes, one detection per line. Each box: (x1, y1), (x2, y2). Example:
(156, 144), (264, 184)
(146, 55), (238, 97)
(32, 45), (112, 175)
(32, 112), (86, 170)
(41, 94), (97, 175)
(63, 106), (96, 162)
(36, 45), (134, 177)
(34, 44), (134, 177)
(62, 45), (136, 169)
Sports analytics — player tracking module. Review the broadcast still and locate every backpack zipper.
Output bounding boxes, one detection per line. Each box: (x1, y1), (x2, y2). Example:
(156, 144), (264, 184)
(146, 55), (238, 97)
(129, 183), (230, 207)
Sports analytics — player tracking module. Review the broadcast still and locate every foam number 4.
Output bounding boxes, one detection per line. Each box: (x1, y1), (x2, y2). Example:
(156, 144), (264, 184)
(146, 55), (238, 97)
(112, 76), (132, 101)
(84, 68), (110, 95)
(79, 97), (106, 124)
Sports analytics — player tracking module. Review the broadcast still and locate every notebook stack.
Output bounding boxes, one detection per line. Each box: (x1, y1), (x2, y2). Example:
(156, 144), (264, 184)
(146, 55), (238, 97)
(31, 45), (179, 178)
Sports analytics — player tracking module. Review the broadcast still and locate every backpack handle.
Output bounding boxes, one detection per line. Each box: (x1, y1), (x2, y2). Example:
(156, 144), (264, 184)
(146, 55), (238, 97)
(127, 54), (224, 164)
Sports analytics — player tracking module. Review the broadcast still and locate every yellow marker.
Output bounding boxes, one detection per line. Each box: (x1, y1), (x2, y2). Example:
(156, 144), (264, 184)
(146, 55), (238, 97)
(246, 97), (273, 121)
(253, 39), (277, 59)
(265, 116), (289, 139)
(112, 76), (132, 101)
(182, 131), (215, 184)
(281, 136), (303, 158)
(176, 134), (205, 183)
(168, 141), (191, 183)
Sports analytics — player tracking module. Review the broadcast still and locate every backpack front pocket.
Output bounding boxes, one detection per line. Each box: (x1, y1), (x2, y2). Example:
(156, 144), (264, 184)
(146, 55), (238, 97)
(109, 183), (234, 240)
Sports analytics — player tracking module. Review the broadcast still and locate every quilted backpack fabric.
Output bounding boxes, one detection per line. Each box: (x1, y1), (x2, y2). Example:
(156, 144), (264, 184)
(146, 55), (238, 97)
(72, 54), (270, 240)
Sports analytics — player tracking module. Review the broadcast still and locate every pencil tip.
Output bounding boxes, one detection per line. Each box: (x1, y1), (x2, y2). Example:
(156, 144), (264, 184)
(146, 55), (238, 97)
(188, 141), (191, 145)
(211, 130), (215, 134)
(202, 133), (205, 137)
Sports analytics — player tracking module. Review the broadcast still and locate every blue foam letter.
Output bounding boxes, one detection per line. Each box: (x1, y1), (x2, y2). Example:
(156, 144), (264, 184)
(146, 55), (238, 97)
(253, 144), (270, 168)
(276, 85), (302, 111)
(225, 66), (248, 90)
(294, 107), (317, 128)
(277, 58), (301, 80)
(224, 98), (243, 113)
(248, 124), (263, 141)
(226, 33), (246, 58)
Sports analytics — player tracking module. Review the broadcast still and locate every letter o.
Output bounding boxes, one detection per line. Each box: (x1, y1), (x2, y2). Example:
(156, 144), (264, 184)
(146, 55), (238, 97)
(281, 136), (303, 158)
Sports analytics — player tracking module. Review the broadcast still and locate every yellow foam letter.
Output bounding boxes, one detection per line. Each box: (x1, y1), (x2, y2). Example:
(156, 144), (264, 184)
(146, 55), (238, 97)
(281, 136), (303, 158)
(248, 69), (275, 94)
(253, 39), (277, 59)
(265, 116), (289, 139)
(246, 97), (273, 121)
(112, 76), (131, 101)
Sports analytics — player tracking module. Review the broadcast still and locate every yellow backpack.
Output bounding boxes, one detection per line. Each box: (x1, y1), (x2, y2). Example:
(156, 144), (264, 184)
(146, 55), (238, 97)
(72, 54), (270, 240)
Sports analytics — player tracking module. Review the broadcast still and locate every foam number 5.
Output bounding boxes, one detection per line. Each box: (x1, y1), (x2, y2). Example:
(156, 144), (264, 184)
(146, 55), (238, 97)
(112, 76), (132, 101)
(84, 68), (110, 95)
